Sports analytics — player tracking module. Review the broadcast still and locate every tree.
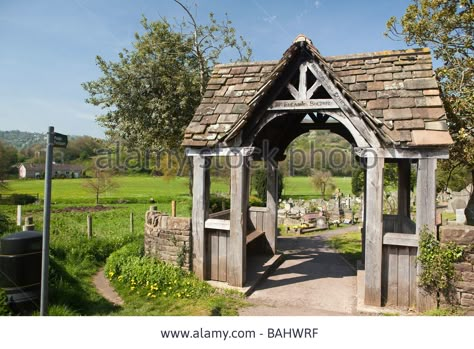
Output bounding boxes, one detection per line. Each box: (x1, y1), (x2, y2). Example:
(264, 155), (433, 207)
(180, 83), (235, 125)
(83, 2), (251, 150)
(82, 169), (119, 205)
(311, 170), (336, 199)
(252, 167), (284, 203)
(0, 140), (18, 183)
(351, 166), (365, 196)
(386, 0), (474, 218)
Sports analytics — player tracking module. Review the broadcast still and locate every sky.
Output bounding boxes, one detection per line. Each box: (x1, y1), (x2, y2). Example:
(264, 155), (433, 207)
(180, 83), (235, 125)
(0, 0), (415, 138)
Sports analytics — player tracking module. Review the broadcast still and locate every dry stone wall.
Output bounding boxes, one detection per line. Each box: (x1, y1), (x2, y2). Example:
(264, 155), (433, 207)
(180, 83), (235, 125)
(144, 208), (192, 270)
(440, 225), (474, 310)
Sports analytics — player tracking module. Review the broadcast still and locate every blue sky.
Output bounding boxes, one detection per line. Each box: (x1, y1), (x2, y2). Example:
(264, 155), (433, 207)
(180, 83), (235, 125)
(0, 0), (415, 138)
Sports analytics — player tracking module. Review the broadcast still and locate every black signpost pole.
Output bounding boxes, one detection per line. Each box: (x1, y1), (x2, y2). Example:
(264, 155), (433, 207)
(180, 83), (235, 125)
(40, 126), (54, 316)
(40, 126), (67, 316)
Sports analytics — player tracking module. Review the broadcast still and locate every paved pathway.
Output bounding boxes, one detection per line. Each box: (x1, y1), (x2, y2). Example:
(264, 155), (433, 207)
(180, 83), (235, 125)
(239, 227), (359, 316)
(93, 268), (124, 306)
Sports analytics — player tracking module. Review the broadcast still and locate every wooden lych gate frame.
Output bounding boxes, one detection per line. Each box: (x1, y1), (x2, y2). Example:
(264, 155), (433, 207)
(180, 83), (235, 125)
(184, 36), (451, 311)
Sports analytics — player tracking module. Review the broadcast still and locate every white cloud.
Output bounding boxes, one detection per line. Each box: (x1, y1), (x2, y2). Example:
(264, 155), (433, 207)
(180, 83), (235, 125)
(314, 0), (321, 8)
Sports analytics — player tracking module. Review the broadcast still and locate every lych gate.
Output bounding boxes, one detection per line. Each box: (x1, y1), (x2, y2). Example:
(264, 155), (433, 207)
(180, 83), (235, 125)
(183, 35), (453, 311)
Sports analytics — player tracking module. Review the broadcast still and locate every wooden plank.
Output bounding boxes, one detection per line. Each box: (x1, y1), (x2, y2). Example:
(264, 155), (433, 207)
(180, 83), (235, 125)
(228, 155), (249, 287)
(218, 231), (227, 282)
(307, 61), (381, 147)
(210, 231), (219, 281)
(205, 231), (211, 279)
(191, 156), (209, 279)
(416, 159), (437, 234)
(398, 159), (411, 217)
(415, 158), (438, 312)
(256, 210), (264, 232)
(205, 219), (230, 231)
(306, 81), (321, 99)
(208, 209), (230, 219)
(383, 232), (418, 247)
(387, 246), (399, 306)
(265, 161), (278, 254)
(298, 62), (307, 100)
(409, 247), (417, 308)
(246, 230), (265, 244)
(354, 147), (449, 160)
(287, 83), (299, 99)
(186, 147), (255, 157)
(248, 206), (269, 212)
(364, 155), (384, 306)
(397, 246), (410, 307)
(268, 99), (339, 111)
(382, 245), (389, 305)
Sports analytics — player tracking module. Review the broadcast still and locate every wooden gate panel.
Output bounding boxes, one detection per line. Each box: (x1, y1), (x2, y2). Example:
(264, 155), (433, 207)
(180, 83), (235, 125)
(382, 245), (417, 308)
(206, 229), (228, 282)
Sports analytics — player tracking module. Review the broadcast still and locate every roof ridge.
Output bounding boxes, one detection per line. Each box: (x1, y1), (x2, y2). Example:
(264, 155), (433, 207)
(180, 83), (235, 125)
(326, 48), (431, 62)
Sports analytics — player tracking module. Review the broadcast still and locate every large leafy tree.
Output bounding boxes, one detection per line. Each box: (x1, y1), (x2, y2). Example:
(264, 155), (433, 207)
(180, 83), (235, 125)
(386, 0), (474, 195)
(83, 1), (251, 150)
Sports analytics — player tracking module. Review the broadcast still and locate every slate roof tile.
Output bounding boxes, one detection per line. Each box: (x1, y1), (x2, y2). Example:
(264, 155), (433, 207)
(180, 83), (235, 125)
(182, 38), (452, 147)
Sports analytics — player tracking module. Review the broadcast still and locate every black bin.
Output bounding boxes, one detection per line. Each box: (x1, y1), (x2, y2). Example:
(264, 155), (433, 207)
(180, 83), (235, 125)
(0, 231), (42, 313)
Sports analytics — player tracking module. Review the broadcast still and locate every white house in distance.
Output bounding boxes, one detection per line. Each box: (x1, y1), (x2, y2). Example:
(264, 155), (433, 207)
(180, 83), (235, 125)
(19, 163), (83, 179)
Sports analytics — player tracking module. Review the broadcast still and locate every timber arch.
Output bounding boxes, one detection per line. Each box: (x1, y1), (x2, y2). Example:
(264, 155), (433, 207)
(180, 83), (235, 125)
(183, 35), (453, 311)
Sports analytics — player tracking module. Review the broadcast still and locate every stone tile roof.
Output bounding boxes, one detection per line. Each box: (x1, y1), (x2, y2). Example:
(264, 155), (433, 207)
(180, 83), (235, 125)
(183, 37), (452, 148)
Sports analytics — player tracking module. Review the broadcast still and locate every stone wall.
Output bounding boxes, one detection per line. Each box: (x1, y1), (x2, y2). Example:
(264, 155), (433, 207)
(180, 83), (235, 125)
(440, 225), (474, 310)
(144, 209), (192, 270)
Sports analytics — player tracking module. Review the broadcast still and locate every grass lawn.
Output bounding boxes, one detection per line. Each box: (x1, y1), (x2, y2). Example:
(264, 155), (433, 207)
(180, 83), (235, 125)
(329, 231), (362, 268)
(282, 176), (351, 198)
(0, 174), (353, 316)
(4, 175), (352, 204)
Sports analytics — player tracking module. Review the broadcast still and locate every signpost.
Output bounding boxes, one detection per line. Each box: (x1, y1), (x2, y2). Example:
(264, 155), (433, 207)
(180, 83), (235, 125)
(40, 126), (68, 316)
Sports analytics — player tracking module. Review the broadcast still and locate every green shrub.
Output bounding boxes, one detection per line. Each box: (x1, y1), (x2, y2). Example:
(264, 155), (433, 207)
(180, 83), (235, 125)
(418, 230), (464, 305)
(249, 195), (264, 207)
(9, 194), (37, 205)
(252, 168), (284, 203)
(0, 212), (14, 236)
(105, 242), (213, 300)
(0, 288), (11, 316)
(209, 194), (230, 213)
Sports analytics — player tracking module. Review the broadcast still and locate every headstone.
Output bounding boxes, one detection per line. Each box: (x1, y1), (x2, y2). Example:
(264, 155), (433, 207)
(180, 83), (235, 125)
(456, 209), (466, 224)
(316, 217), (327, 229)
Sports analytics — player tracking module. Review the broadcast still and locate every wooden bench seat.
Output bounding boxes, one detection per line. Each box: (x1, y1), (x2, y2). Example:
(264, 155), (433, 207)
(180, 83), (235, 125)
(246, 230), (265, 244)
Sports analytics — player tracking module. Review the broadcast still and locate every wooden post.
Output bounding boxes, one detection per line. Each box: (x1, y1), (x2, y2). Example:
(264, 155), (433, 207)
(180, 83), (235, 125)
(191, 156), (209, 280)
(87, 214), (92, 239)
(398, 159), (411, 219)
(130, 212), (134, 233)
(364, 155), (384, 306)
(228, 155), (249, 287)
(171, 200), (176, 217)
(17, 205), (22, 226)
(415, 158), (437, 311)
(265, 159), (278, 254)
(22, 216), (35, 231)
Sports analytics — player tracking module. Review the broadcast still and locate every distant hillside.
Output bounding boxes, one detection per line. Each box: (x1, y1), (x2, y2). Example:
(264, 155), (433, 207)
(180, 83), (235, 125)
(0, 130), (45, 149)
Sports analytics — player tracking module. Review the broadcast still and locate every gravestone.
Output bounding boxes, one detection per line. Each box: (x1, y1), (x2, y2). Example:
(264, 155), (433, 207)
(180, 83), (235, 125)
(456, 209), (466, 224)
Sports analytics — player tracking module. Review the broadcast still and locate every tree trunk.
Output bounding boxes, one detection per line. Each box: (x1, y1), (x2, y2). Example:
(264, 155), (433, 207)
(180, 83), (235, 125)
(96, 192), (99, 205)
(465, 169), (474, 225)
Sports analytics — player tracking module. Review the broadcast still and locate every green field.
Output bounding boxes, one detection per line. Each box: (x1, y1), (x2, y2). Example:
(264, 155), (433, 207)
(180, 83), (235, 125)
(0, 174), (352, 315)
(4, 175), (352, 206)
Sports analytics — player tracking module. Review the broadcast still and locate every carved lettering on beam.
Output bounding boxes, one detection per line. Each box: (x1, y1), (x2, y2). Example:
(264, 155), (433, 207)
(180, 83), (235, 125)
(268, 99), (339, 111)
